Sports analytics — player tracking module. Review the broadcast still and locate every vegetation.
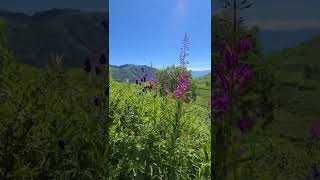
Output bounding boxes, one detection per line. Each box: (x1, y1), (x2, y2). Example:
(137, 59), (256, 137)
(109, 33), (211, 179)
(212, 0), (320, 179)
(0, 17), (109, 179)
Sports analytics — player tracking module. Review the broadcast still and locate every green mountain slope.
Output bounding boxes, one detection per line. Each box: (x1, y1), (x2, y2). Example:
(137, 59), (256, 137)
(266, 35), (320, 140)
(0, 9), (107, 68)
(110, 64), (158, 82)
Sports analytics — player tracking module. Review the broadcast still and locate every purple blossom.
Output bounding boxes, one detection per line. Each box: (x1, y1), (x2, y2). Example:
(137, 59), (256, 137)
(174, 73), (190, 99)
(238, 117), (250, 132)
(147, 76), (156, 86)
(238, 39), (252, 52)
(224, 48), (239, 67)
(174, 89), (183, 98)
(215, 62), (225, 76)
(234, 64), (252, 83)
(212, 93), (230, 113)
(216, 75), (229, 91)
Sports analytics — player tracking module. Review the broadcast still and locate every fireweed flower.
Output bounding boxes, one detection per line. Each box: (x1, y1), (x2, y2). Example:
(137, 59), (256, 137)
(174, 89), (183, 98)
(224, 48), (239, 67)
(215, 62), (225, 76)
(174, 73), (190, 99)
(234, 64), (252, 83)
(238, 117), (251, 132)
(238, 38), (252, 53)
(83, 56), (92, 72)
(212, 93), (230, 114)
(148, 77), (156, 87)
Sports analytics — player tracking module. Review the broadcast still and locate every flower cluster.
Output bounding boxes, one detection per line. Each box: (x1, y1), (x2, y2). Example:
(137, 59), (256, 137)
(83, 53), (106, 75)
(174, 73), (191, 103)
(211, 38), (253, 120)
(82, 19), (108, 107)
(135, 68), (157, 95)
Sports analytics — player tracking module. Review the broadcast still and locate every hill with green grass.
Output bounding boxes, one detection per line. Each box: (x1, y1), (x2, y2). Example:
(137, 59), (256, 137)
(0, 9), (107, 68)
(194, 73), (211, 107)
(240, 34), (320, 179)
(110, 64), (158, 82)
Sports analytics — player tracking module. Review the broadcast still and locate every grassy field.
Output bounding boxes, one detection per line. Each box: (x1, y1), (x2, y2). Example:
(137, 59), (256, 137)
(235, 35), (320, 179)
(194, 73), (211, 108)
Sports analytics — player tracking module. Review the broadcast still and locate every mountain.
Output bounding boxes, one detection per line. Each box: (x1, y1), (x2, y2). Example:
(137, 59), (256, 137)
(110, 64), (158, 82)
(259, 29), (320, 54)
(191, 70), (211, 78)
(0, 9), (108, 68)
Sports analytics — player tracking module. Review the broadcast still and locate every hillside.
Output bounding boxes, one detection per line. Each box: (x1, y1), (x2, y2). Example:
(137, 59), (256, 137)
(243, 35), (320, 178)
(266, 35), (320, 138)
(110, 64), (158, 82)
(194, 73), (211, 107)
(191, 70), (211, 78)
(0, 9), (108, 68)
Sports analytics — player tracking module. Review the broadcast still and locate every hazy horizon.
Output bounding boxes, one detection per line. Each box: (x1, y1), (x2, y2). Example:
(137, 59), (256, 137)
(109, 63), (211, 72)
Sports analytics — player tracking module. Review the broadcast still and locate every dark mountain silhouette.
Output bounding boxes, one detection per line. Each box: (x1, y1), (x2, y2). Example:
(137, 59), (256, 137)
(110, 64), (158, 82)
(0, 9), (108, 68)
(259, 29), (320, 54)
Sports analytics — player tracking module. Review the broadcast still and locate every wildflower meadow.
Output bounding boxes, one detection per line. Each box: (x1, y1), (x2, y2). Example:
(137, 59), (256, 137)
(108, 33), (211, 179)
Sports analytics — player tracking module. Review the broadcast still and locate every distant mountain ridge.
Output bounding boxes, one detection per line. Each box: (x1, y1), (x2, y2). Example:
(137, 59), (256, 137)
(110, 64), (211, 82)
(191, 70), (211, 78)
(259, 29), (320, 53)
(0, 9), (108, 68)
(110, 64), (158, 82)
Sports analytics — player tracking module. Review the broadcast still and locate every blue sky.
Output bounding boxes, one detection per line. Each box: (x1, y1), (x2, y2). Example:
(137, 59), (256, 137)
(110, 0), (211, 71)
(213, 0), (320, 31)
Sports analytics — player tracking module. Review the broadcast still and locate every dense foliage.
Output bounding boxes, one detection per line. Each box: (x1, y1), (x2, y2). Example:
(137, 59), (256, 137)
(0, 19), (108, 179)
(109, 65), (211, 179)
